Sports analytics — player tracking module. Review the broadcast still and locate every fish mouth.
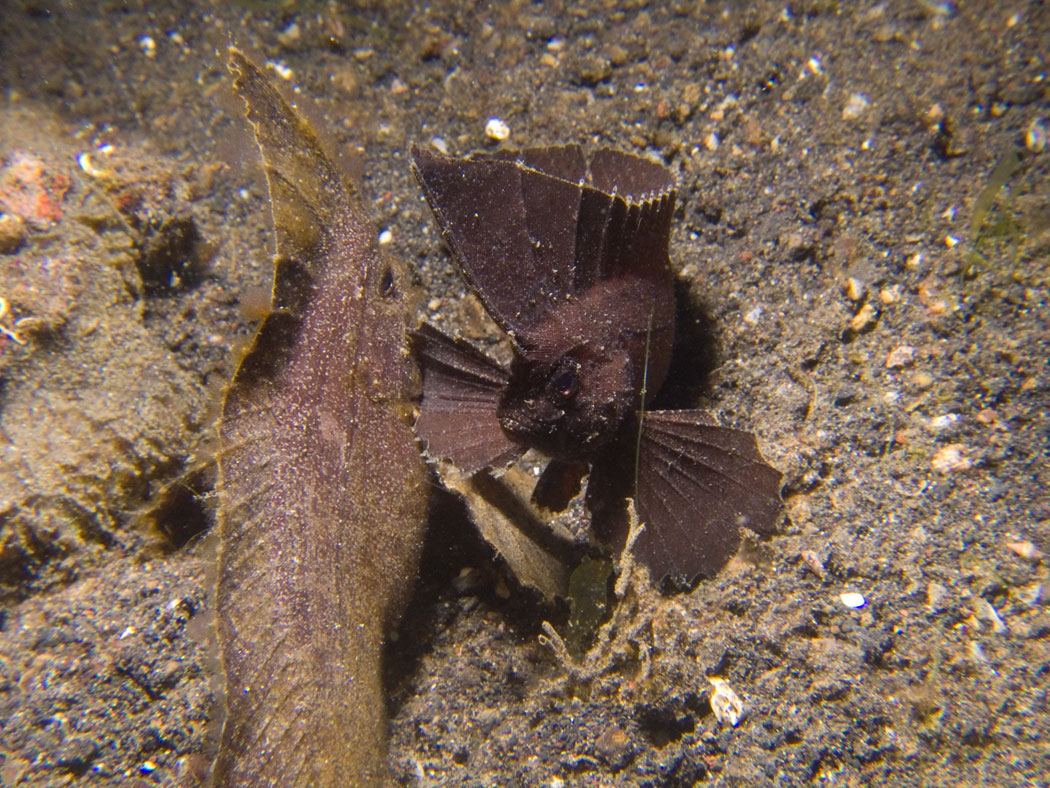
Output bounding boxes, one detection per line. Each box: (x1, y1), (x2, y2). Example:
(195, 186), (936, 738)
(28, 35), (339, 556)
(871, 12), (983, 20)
(500, 411), (570, 455)
(498, 413), (540, 440)
(498, 401), (567, 438)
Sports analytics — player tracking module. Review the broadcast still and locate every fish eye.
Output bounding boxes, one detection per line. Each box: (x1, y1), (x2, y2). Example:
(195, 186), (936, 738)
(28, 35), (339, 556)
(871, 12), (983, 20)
(549, 361), (579, 400)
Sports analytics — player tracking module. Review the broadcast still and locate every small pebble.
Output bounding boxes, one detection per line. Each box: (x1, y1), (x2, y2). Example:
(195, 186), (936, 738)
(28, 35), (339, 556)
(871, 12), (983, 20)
(927, 582), (949, 611)
(1006, 540), (1043, 562)
(1025, 117), (1046, 153)
(849, 302), (878, 332)
(885, 345), (915, 369)
(975, 598), (1007, 634)
(931, 443), (971, 473)
(475, 707), (501, 730)
(682, 82), (701, 108)
(594, 724), (631, 764)
(928, 413), (960, 433)
(800, 549), (825, 579)
(276, 21), (301, 47)
(267, 60), (293, 80)
(709, 94), (738, 121)
(975, 409), (1004, 429)
(485, 117), (510, 141)
(573, 54), (612, 86)
(911, 370), (934, 389)
(1022, 583), (1043, 607)
(605, 44), (629, 67)
(708, 677), (745, 727)
(0, 213), (26, 253)
(742, 305), (763, 326)
(840, 591), (866, 609)
(968, 640), (988, 664)
(845, 276), (866, 301)
(842, 93), (870, 120)
(879, 285), (902, 304)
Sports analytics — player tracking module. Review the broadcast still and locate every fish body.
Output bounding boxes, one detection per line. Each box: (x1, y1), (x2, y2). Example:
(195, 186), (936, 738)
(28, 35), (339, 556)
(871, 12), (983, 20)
(412, 144), (781, 581)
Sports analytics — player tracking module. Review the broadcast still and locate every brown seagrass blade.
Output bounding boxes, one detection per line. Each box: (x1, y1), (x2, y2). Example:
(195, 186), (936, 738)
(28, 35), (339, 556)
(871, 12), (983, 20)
(215, 50), (427, 788)
(590, 409), (782, 581)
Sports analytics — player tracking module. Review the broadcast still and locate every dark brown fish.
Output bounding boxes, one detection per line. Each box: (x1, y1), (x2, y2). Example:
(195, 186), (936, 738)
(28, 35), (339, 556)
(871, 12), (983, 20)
(213, 51), (427, 787)
(411, 145), (781, 581)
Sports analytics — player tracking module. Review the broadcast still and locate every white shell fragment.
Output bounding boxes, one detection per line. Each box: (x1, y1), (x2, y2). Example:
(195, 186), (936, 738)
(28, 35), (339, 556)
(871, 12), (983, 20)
(968, 640), (989, 665)
(485, 116), (510, 140)
(975, 598), (1008, 634)
(77, 151), (113, 179)
(1006, 540), (1043, 562)
(929, 413), (960, 433)
(1025, 117), (1046, 153)
(842, 92), (870, 120)
(885, 344), (915, 369)
(931, 443), (972, 473)
(840, 591), (866, 609)
(266, 59), (294, 80)
(708, 677), (745, 727)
